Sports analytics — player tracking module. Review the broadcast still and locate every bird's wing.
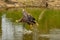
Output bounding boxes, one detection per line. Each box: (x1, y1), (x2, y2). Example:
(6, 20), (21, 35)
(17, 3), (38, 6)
(22, 9), (30, 17)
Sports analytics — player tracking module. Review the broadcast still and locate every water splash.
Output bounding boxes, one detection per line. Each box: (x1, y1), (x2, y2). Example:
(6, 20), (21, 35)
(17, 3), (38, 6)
(1, 14), (32, 40)
(2, 14), (13, 40)
(1, 14), (23, 40)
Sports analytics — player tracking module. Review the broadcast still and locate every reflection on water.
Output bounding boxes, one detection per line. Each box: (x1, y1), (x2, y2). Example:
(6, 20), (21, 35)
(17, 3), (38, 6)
(40, 29), (60, 40)
(1, 14), (60, 40)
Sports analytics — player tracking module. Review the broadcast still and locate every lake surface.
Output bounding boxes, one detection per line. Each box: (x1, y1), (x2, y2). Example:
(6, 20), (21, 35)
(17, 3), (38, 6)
(0, 9), (60, 40)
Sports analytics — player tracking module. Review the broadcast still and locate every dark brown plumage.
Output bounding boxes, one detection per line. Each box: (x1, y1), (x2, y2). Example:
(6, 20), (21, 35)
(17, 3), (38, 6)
(18, 9), (36, 25)
(16, 9), (38, 29)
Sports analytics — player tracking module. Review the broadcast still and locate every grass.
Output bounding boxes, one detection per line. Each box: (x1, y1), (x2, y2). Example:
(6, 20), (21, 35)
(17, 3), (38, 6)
(0, 8), (60, 34)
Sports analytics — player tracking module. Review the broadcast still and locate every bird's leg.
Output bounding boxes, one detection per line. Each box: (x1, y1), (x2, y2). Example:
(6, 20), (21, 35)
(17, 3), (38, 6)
(29, 24), (33, 30)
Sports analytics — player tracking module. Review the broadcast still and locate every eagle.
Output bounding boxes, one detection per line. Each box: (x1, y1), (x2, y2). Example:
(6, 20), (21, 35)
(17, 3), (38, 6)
(16, 9), (38, 29)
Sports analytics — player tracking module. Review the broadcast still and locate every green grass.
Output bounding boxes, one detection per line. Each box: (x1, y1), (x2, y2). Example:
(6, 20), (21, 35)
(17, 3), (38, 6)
(0, 8), (60, 34)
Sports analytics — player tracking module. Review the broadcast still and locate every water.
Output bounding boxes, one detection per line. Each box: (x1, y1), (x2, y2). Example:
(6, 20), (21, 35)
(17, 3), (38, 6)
(39, 29), (60, 40)
(33, 25), (39, 40)
(2, 14), (14, 40)
(2, 14), (24, 40)
(0, 13), (60, 40)
(1, 14), (32, 40)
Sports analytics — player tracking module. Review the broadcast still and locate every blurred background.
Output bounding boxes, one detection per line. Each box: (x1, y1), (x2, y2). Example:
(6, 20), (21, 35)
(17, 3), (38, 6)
(0, 0), (60, 40)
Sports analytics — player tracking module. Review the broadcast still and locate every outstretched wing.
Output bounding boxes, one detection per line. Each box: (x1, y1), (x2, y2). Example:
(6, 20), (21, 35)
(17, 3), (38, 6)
(22, 9), (28, 17)
(22, 9), (35, 20)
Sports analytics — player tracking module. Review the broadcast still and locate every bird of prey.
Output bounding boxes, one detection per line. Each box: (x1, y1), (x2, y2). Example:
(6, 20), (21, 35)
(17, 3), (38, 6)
(16, 9), (38, 29)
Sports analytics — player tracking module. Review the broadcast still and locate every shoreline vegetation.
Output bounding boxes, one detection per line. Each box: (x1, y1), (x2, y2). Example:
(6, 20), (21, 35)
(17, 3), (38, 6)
(0, 8), (60, 34)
